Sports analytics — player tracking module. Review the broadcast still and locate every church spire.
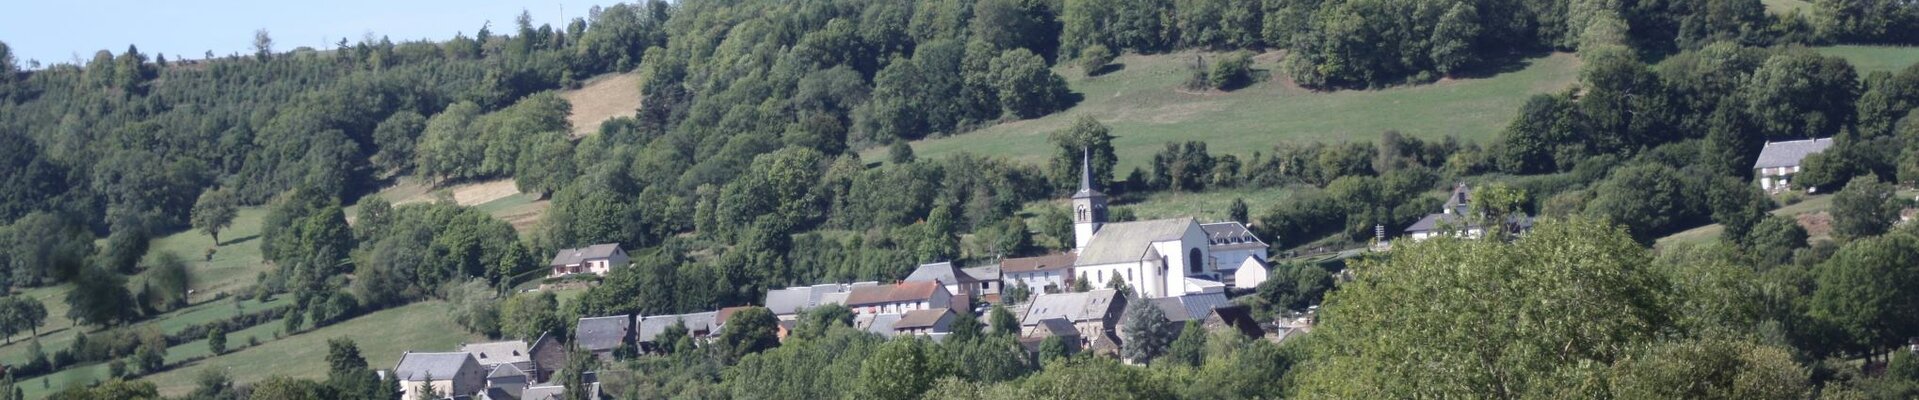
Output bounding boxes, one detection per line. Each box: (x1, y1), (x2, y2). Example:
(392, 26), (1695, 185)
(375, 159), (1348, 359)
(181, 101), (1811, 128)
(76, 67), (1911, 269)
(1073, 148), (1103, 199)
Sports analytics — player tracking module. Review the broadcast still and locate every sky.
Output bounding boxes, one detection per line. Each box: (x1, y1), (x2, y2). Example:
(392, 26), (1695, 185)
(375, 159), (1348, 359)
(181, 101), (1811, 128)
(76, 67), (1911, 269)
(0, 0), (628, 67)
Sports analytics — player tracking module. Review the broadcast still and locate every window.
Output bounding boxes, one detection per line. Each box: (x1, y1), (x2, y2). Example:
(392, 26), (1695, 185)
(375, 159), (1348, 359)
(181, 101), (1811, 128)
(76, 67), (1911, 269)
(1188, 248), (1203, 274)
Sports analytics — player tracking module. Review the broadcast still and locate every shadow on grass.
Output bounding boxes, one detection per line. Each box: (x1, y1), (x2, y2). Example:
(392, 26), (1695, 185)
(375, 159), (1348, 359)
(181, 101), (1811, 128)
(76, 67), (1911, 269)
(217, 234), (261, 247)
(1087, 63), (1127, 77)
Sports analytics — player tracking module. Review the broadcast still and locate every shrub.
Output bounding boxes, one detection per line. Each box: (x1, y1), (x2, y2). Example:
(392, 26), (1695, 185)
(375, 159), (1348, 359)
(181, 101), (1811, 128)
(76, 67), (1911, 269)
(1080, 45), (1116, 76)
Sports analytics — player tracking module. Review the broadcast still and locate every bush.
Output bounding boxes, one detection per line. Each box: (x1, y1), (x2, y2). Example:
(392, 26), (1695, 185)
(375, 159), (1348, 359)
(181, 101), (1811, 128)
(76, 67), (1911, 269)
(1080, 45), (1116, 76)
(1210, 51), (1254, 90)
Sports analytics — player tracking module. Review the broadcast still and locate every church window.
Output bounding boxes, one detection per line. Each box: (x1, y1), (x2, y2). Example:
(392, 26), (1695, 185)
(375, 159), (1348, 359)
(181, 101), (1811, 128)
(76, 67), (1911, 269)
(1188, 248), (1203, 274)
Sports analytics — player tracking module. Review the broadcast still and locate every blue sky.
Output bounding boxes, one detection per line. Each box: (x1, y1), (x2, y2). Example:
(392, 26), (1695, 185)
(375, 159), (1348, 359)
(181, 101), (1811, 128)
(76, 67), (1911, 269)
(1, 0), (627, 67)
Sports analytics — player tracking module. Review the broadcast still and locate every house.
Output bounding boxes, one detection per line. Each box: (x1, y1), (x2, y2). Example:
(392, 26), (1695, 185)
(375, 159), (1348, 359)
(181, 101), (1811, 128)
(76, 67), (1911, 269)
(893, 308), (957, 336)
(547, 243), (630, 278)
(1018, 318), (1084, 354)
(1020, 289), (1128, 349)
(574, 315), (634, 361)
(1200, 222), (1269, 289)
(762, 282), (868, 318)
(962, 265), (1003, 303)
(845, 281), (953, 315)
(393, 352), (486, 400)
(1145, 292), (1234, 324)
(1066, 153), (1244, 298)
(527, 332), (566, 383)
(483, 363), (530, 400)
(855, 313), (905, 337)
(1001, 252), (1078, 296)
(1404, 184), (1532, 242)
(458, 340), (533, 379)
(1754, 138), (1835, 192)
(905, 262), (986, 299)
(635, 311), (718, 353)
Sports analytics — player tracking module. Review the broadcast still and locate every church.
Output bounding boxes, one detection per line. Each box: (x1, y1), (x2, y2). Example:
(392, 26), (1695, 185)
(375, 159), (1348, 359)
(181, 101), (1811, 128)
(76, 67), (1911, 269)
(1063, 153), (1269, 299)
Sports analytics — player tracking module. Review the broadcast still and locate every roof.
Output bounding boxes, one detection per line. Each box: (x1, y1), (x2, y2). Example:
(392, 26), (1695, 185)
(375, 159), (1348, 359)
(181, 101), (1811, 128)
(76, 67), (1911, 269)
(962, 265), (1001, 281)
(716, 306), (751, 326)
(763, 283), (856, 315)
(1443, 183), (1471, 213)
(1753, 138), (1834, 169)
(1021, 289), (1123, 326)
(1072, 149), (1106, 200)
(1184, 277), (1226, 294)
(393, 352), (478, 381)
(574, 315), (632, 352)
(1209, 305), (1266, 338)
(1404, 212), (1469, 233)
(894, 309), (954, 330)
(845, 281), (944, 307)
(458, 340), (531, 366)
(1200, 222), (1267, 251)
(855, 313), (904, 337)
(1149, 292), (1232, 322)
(1002, 253), (1078, 274)
(548, 243), (623, 266)
(1031, 318), (1081, 338)
(904, 262), (979, 285)
(1077, 218), (1197, 266)
(486, 362), (527, 379)
(636, 311), (718, 344)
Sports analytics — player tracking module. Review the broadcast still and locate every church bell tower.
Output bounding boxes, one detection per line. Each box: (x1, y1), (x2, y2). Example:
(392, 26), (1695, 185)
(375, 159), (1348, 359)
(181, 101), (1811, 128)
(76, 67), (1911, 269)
(1072, 149), (1106, 252)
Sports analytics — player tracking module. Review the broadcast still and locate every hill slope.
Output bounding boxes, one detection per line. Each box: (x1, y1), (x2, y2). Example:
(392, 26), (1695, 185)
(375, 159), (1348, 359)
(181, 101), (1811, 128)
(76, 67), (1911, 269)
(562, 72), (644, 138)
(875, 51), (1583, 171)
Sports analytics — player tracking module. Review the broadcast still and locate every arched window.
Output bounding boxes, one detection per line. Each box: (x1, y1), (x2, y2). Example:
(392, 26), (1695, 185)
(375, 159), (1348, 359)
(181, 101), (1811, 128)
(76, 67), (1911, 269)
(1188, 248), (1203, 274)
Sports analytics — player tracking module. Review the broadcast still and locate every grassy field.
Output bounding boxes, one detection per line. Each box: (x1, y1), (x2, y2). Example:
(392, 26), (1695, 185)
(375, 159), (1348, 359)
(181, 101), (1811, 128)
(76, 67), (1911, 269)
(140, 301), (482, 397)
(562, 72), (644, 138)
(362, 177), (550, 234)
(872, 51), (1583, 171)
(143, 207), (272, 303)
(1816, 46), (1919, 75)
(1652, 191), (1913, 249)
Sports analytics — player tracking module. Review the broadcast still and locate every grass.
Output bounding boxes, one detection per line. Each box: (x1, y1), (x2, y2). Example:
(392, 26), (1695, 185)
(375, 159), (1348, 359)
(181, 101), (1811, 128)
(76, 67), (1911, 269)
(1816, 45), (1919, 75)
(562, 72), (644, 138)
(141, 301), (483, 397)
(143, 207), (273, 303)
(871, 51), (1583, 172)
(1654, 190), (1917, 248)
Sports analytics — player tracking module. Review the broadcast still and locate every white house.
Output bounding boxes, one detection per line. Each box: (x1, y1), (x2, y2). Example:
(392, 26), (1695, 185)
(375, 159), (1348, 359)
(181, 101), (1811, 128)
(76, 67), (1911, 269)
(892, 308), (958, 336)
(1201, 221), (1269, 289)
(1001, 252), (1077, 295)
(1404, 184), (1531, 242)
(394, 352), (487, 400)
(547, 244), (629, 278)
(845, 281), (953, 315)
(1753, 138), (1834, 192)
(904, 262), (985, 299)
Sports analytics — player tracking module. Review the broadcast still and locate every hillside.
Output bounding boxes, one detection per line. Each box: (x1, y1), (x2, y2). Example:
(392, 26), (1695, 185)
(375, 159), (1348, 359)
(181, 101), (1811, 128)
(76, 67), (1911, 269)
(872, 51), (1583, 172)
(562, 72), (645, 139)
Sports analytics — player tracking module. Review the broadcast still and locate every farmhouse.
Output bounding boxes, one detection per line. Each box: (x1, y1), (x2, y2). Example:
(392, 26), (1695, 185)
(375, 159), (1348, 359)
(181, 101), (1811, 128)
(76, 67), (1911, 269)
(636, 311), (718, 352)
(393, 351), (486, 400)
(547, 243), (629, 278)
(1404, 184), (1532, 242)
(762, 282), (867, 318)
(844, 281), (954, 315)
(1020, 289), (1128, 349)
(892, 308), (958, 336)
(1001, 252), (1077, 294)
(905, 261), (986, 299)
(458, 340), (534, 379)
(1753, 138), (1835, 192)
(574, 315), (634, 361)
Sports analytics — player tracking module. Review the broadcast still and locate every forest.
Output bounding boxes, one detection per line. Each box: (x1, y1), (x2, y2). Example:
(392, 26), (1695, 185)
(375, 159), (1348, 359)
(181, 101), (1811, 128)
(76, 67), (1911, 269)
(5, 0), (1919, 398)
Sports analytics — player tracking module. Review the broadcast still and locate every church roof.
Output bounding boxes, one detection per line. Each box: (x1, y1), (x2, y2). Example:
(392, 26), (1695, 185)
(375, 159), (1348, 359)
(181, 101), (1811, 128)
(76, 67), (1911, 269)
(1072, 149), (1105, 199)
(1076, 218), (1197, 266)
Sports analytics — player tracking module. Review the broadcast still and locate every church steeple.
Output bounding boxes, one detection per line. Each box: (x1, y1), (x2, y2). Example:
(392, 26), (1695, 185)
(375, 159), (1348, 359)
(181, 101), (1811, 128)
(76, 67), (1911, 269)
(1071, 148), (1105, 251)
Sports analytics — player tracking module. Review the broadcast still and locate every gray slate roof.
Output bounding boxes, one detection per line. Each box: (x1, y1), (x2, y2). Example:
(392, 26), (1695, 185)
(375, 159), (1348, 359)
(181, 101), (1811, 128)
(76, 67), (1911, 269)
(637, 311), (718, 343)
(486, 362), (527, 379)
(856, 313), (904, 337)
(962, 265), (1000, 282)
(905, 262), (979, 285)
(763, 283), (857, 315)
(548, 243), (623, 266)
(1021, 289), (1123, 326)
(458, 340), (531, 367)
(894, 309), (954, 330)
(1753, 138), (1834, 169)
(574, 315), (632, 352)
(1200, 222), (1267, 251)
(1404, 212), (1469, 233)
(1077, 218), (1197, 266)
(1148, 292), (1232, 322)
(393, 352), (479, 382)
